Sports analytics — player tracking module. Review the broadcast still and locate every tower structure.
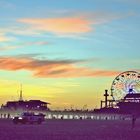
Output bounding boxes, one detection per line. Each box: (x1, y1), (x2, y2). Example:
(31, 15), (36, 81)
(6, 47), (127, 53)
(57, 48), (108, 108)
(104, 90), (109, 108)
(19, 84), (23, 101)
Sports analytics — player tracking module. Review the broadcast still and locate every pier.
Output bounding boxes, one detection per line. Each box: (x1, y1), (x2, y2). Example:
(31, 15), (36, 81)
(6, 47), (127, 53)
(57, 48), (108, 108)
(0, 109), (131, 121)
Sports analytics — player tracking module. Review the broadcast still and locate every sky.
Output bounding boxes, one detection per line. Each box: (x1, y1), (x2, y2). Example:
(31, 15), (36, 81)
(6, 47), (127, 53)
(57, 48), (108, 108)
(0, 0), (140, 110)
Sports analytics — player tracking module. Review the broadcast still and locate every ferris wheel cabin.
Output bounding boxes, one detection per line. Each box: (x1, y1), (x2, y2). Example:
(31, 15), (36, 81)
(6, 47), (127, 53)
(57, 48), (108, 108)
(98, 71), (140, 114)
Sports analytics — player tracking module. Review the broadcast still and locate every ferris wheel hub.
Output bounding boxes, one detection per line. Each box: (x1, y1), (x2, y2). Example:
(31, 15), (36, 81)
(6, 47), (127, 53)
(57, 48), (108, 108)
(111, 71), (140, 101)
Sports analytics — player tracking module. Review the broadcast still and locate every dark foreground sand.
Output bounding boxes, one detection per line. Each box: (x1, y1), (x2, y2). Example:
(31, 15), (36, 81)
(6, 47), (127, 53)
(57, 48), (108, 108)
(0, 119), (140, 140)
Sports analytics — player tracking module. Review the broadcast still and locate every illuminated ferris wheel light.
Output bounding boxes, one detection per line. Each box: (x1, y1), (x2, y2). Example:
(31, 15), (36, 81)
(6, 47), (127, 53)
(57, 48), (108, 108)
(111, 71), (140, 101)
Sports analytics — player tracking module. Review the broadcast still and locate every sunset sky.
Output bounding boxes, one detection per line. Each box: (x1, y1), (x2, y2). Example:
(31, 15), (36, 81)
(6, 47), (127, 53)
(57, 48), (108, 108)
(0, 0), (140, 109)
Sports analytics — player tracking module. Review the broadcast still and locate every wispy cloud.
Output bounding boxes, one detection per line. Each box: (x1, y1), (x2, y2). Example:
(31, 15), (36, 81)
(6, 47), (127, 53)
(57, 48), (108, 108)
(21, 41), (49, 46)
(17, 11), (132, 36)
(0, 46), (18, 51)
(0, 27), (42, 37)
(0, 35), (13, 42)
(0, 56), (119, 78)
(18, 17), (92, 35)
(0, 41), (49, 51)
(0, 11), (133, 40)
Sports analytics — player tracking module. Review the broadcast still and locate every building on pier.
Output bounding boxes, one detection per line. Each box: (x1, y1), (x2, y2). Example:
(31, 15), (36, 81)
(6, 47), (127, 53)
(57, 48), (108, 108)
(1, 84), (50, 111)
(2, 100), (50, 110)
(117, 93), (140, 114)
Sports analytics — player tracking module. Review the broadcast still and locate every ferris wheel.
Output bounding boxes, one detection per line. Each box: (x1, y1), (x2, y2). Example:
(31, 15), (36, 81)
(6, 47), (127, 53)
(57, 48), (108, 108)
(111, 71), (140, 101)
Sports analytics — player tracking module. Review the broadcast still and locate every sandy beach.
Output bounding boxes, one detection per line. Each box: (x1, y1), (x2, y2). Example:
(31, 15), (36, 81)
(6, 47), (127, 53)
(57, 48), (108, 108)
(0, 119), (140, 140)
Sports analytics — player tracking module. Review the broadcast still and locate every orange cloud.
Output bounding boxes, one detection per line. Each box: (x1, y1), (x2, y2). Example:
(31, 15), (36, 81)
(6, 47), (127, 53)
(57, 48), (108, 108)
(0, 57), (119, 78)
(18, 17), (92, 34)
(35, 66), (119, 78)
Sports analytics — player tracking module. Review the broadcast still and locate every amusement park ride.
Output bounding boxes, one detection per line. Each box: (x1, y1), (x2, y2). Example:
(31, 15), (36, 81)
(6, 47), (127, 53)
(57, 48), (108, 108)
(100, 71), (140, 114)
(1, 70), (140, 117)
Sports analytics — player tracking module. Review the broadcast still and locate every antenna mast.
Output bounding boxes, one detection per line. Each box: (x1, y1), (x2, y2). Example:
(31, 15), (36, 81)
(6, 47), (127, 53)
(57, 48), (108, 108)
(19, 84), (23, 101)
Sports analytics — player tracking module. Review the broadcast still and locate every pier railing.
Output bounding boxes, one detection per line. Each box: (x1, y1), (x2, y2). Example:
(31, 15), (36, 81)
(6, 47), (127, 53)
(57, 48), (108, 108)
(0, 109), (132, 120)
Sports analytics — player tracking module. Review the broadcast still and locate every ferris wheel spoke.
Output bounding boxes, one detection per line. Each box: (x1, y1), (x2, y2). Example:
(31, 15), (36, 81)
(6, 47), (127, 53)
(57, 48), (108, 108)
(111, 71), (140, 101)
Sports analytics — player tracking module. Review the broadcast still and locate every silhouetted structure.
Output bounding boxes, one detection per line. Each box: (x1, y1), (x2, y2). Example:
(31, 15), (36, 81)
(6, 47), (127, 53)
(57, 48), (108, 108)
(1, 85), (50, 111)
(2, 100), (50, 110)
(117, 93), (140, 114)
(100, 90), (116, 109)
(19, 84), (23, 101)
(104, 90), (109, 108)
(94, 90), (119, 113)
